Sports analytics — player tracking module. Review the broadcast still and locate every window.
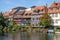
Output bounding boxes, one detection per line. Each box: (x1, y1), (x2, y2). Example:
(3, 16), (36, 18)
(25, 14), (28, 16)
(55, 20), (58, 23)
(33, 10), (36, 12)
(39, 18), (40, 20)
(33, 18), (35, 20)
(14, 18), (19, 20)
(55, 14), (58, 17)
(36, 18), (38, 20)
(50, 14), (54, 17)
(36, 24), (38, 26)
(40, 9), (43, 12)
(29, 13), (31, 15)
(51, 20), (54, 23)
(32, 24), (34, 26)
(24, 19), (26, 21)
(34, 10), (40, 13)
(55, 3), (58, 6)
(52, 14), (54, 17)
(37, 10), (40, 13)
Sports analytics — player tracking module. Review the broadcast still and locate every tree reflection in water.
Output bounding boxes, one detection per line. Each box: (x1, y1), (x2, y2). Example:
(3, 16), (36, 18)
(47, 33), (54, 40)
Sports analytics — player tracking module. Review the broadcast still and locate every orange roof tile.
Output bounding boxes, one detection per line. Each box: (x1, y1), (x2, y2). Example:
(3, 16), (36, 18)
(34, 6), (46, 10)
(24, 10), (34, 15)
(9, 9), (17, 15)
(3, 9), (17, 17)
(3, 13), (9, 17)
(49, 2), (60, 8)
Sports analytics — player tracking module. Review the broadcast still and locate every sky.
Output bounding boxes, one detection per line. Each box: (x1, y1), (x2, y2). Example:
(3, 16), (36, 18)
(0, 0), (60, 12)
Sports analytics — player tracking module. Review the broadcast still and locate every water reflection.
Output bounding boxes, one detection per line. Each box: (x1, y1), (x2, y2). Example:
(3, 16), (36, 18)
(0, 35), (8, 40)
(20, 32), (31, 40)
(48, 33), (54, 40)
(0, 36), (3, 40)
(0, 32), (60, 40)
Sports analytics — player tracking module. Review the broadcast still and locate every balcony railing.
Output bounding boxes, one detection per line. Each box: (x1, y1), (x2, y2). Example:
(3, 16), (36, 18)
(13, 20), (21, 21)
(22, 16), (31, 18)
(13, 15), (31, 18)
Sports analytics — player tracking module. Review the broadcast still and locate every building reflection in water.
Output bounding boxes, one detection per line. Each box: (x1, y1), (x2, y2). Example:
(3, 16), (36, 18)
(1, 32), (60, 40)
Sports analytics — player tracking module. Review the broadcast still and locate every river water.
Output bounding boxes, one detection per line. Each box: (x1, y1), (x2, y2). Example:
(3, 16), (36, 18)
(0, 32), (60, 40)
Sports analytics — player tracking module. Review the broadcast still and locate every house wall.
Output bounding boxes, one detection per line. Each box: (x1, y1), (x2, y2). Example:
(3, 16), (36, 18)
(31, 14), (42, 27)
(49, 13), (60, 26)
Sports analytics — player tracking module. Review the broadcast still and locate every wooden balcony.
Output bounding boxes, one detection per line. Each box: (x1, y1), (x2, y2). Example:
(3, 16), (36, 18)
(22, 16), (31, 18)
(13, 15), (22, 18)
(39, 11), (46, 14)
(13, 15), (31, 18)
(14, 21), (21, 24)
(13, 20), (21, 21)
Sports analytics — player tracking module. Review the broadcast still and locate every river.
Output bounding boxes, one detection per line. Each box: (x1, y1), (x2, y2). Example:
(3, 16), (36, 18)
(0, 32), (59, 40)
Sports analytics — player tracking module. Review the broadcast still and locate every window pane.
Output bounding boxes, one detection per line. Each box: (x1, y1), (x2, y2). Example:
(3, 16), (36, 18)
(36, 18), (38, 20)
(55, 14), (58, 17)
(55, 20), (58, 23)
(33, 18), (35, 20)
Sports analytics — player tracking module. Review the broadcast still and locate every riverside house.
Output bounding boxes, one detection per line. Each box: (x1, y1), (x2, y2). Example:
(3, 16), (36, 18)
(3, 2), (60, 27)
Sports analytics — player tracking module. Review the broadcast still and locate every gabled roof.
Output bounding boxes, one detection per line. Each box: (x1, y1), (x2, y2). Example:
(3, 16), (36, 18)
(3, 9), (17, 17)
(3, 7), (26, 18)
(49, 2), (60, 8)
(34, 6), (47, 10)
(12, 7), (27, 10)
(12, 7), (27, 14)
(31, 6), (36, 8)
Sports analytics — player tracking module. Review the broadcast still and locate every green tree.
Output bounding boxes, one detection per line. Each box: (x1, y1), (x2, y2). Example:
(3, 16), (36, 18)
(39, 13), (52, 27)
(0, 12), (7, 35)
(0, 12), (6, 27)
(8, 17), (20, 32)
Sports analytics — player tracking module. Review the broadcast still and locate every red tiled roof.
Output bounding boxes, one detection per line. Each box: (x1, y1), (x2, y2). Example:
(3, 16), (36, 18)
(3, 9), (17, 17)
(34, 6), (46, 10)
(24, 10), (34, 15)
(49, 2), (60, 8)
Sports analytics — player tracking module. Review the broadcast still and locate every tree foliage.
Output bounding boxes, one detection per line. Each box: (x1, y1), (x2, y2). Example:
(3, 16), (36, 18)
(7, 17), (20, 32)
(39, 13), (52, 27)
(0, 12), (6, 27)
(0, 12), (7, 35)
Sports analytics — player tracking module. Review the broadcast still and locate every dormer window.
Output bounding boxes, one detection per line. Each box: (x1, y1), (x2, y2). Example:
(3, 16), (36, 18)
(37, 10), (40, 13)
(25, 14), (28, 16)
(40, 9), (43, 12)
(55, 3), (58, 5)
(34, 10), (40, 13)
(29, 13), (31, 15)
(34, 10), (37, 12)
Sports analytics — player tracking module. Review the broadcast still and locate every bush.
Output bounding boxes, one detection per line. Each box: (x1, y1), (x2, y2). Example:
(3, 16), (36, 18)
(3, 27), (7, 33)
(2, 24), (20, 33)
(8, 24), (20, 32)
(0, 25), (3, 34)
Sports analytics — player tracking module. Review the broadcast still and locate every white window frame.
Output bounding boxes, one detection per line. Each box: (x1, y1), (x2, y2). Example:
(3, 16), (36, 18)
(54, 14), (58, 17)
